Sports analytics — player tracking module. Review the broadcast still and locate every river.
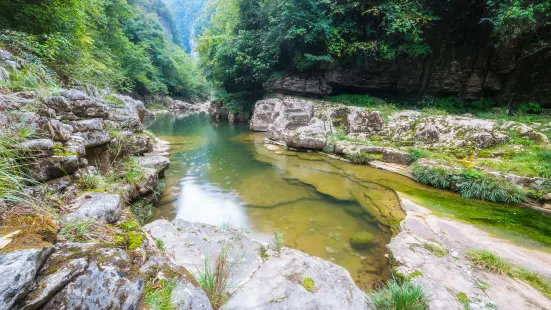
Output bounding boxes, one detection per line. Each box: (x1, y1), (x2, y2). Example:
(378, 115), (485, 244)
(145, 112), (551, 290)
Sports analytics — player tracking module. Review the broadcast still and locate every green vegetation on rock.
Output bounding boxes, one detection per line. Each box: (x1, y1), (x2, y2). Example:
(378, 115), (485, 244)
(302, 277), (315, 292)
(144, 278), (178, 310)
(370, 279), (429, 310)
(420, 242), (448, 258)
(412, 164), (528, 204)
(466, 249), (551, 299)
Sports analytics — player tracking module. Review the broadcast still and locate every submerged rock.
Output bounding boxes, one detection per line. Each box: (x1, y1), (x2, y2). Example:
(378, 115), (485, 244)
(350, 231), (374, 249)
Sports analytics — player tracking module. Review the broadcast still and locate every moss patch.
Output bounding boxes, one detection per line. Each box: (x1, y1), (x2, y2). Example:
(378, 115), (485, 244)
(302, 277), (315, 292)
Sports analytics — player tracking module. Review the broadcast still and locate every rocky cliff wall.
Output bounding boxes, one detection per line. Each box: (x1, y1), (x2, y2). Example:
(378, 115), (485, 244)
(265, 2), (551, 107)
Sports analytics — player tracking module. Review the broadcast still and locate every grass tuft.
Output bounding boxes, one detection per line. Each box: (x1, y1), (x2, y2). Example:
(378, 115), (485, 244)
(412, 164), (528, 204)
(466, 249), (513, 275)
(272, 231), (284, 254)
(144, 278), (177, 310)
(466, 249), (551, 299)
(421, 242), (448, 258)
(369, 279), (429, 310)
(195, 247), (233, 309)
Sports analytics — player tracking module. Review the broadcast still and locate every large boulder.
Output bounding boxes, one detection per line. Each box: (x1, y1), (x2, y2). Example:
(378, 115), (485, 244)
(17, 258), (88, 310)
(224, 248), (368, 310)
(107, 94), (145, 131)
(170, 281), (213, 310)
(145, 220), (370, 310)
(133, 156), (170, 174)
(29, 155), (80, 181)
(345, 107), (385, 133)
(0, 247), (55, 310)
(65, 193), (122, 223)
(42, 120), (74, 142)
(250, 99), (278, 132)
(69, 118), (104, 132)
(39, 245), (143, 310)
(72, 130), (110, 148)
(285, 118), (327, 150)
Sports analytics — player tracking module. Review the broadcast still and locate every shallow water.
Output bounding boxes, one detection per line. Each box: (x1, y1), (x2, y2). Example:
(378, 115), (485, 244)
(146, 112), (551, 289)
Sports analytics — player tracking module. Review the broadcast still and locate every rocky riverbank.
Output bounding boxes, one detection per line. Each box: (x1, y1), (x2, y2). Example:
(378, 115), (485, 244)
(249, 95), (551, 208)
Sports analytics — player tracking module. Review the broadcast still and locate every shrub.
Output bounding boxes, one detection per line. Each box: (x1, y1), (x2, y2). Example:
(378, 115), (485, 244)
(518, 102), (543, 114)
(369, 279), (429, 310)
(407, 148), (431, 164)
(470, 98), (496, 111)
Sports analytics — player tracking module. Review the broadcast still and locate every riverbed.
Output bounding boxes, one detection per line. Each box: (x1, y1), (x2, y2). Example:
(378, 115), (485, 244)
(146, 112), (551, 290)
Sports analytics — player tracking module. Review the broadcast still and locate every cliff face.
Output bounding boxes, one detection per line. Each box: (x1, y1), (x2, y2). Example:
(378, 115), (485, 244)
(266, 1), (551, 106)
(268, 46), (551, 106)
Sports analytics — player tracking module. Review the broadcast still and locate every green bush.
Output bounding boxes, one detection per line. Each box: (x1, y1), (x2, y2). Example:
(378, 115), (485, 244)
(370, 279), (429, 310)
(407, 148), (432, 164)
(518, 102), (543, 114)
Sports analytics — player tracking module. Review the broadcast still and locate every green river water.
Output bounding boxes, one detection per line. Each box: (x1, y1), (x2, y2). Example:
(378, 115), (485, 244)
(146, 112), (551, 290)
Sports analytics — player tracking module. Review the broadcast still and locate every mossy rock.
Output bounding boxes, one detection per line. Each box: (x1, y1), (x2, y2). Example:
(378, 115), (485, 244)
(349, 231), (374, 249)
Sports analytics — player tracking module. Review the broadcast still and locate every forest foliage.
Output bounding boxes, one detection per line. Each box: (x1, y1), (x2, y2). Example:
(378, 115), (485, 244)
(197, 0), (551, 93)
(0, 0), (207, 99)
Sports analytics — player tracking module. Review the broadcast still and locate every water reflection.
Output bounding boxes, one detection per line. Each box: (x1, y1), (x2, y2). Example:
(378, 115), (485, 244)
(146, 112), (396, 289)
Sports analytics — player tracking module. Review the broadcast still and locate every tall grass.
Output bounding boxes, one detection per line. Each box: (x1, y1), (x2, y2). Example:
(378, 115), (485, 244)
(369, 279), (429, 310)
(0, 62), (58, 92)
(0, 137), (38, 219)
(466, 249), (551, 299)
(195, 247), (233, 309)
(412, 165), (528, 204)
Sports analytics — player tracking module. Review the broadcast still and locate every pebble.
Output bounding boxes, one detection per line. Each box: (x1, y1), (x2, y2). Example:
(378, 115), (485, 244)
(309, 228), (314, 232)
(451, 251), (459, 258)
(330, 257), (335, 261)
(309, 218), (314, 222)
(360, 256), (366, 260)
(337, 226), (343, 230)
(325, 247), (335, 254)
(335, 237), (340, 241)
(334, 232), (340, 237)
(329, 233), (334, 238)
